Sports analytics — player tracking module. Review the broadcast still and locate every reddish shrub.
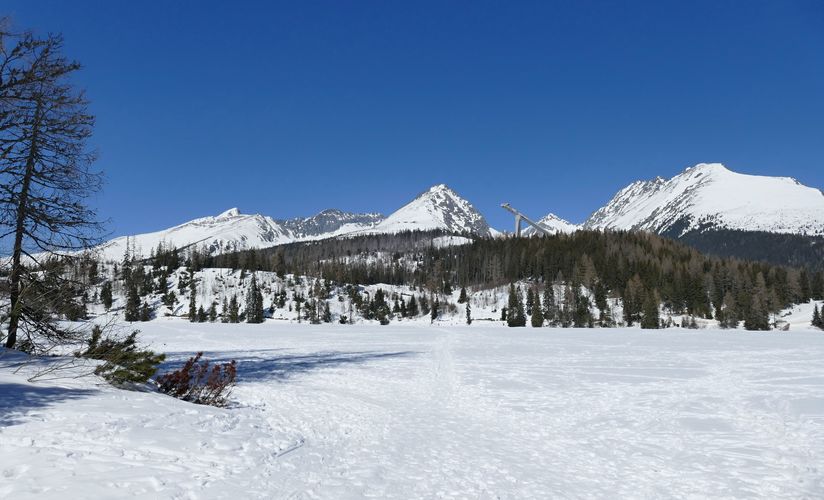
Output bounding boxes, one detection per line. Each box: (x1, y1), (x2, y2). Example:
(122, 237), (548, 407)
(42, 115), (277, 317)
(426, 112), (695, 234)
(157, 352), (237, 407)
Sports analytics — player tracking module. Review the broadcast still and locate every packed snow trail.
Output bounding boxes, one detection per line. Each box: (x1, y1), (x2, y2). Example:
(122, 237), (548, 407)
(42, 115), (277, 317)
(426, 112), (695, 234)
(2, 322), (824, 498)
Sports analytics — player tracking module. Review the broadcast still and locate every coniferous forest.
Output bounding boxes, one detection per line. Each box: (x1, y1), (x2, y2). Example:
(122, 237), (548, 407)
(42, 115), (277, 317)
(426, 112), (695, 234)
(176, 229), (824, 330)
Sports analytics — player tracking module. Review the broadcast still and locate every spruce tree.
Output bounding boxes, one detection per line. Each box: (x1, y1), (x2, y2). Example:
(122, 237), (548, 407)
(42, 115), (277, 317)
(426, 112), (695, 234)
(228, 295), (239, 323)
(188, 279), (197, 322)
(100, 281), (113, 310)
(246, 275), (264, 323)
(407, 295), (419, 317)
(466, 302), (472, 325)
(140, 301), (152, 322)
(813, 304), (822, 330)
(507, 284), (526, 327)
(208, 302), (217, 322)
(124, 284), (140, 322)
(543, 286), (557, 326)
(458, 287), (467, 304)
(641, 290), (660, 329)
(531, 292), (544, 327)
(718, 292), (738, 329)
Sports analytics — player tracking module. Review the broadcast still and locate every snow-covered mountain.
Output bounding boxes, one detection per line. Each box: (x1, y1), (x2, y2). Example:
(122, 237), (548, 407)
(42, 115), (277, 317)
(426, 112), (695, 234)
(362, 184), (493, 237)
(583, 163), (824, 236)
(523, 213), (579, 236)
(96, 208), (293, 260)
(96, 208), (385, 261)
(278, 209), (384, 238)
(94, 184), (492, 260)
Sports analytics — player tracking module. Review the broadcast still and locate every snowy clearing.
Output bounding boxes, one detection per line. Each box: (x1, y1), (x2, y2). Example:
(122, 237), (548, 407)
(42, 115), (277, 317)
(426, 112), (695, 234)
(2, 321), (824, 499)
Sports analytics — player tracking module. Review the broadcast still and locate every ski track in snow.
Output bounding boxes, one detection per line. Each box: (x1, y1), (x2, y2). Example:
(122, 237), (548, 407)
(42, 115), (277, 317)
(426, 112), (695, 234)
(2, 322), (824, 498)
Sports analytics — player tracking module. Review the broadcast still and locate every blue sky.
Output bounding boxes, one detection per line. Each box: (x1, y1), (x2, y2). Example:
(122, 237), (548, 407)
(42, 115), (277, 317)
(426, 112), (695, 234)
(4, 1), (824, 235)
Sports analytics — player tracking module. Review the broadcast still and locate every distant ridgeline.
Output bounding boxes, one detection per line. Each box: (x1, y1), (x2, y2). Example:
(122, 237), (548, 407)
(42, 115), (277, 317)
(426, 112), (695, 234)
(189, 229), (823, 323)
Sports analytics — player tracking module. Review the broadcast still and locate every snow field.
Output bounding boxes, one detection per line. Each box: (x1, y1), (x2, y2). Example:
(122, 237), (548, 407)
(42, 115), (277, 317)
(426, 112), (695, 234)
(2, 322), (824, 498)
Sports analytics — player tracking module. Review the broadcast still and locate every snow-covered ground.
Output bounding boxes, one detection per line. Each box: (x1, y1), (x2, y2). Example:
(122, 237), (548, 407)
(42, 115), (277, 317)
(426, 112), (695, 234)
(2, 321), (824, 498)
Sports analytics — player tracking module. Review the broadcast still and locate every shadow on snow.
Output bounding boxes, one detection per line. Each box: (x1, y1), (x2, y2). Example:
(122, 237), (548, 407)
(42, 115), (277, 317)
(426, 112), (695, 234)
(0, 382), (97, 427)
(160, 349), (417, 382)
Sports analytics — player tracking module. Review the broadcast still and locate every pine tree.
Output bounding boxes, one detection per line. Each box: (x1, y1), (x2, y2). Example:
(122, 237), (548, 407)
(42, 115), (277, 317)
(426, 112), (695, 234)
(246, 275), (264, 323)
(507, 284), (526, 327)
(228, 295), (240, 323)
(188, 279), (197, 322)
(430, 295), (439, 323)
(140, 301), (152, 322)
(322, 301), (332, 323)
(124, 284), (140, 322)
(465, 302), (472, 325)
(530, 292), (544, 327)
(221, 297), (229, 323)
(718, 291), (738, 329)
(525, 288), (534, 316)
(745, 274), (770, 331)
(813, 304), (822, 330)
(458, 287), (467, 304)
(407, 295), (419, 317)
(542, 286), (557, 326)
(197, 305), (207, 323)
(641, 289), (660, 329)
(208, 302), (217, 322)
(100, 281), (113, 310)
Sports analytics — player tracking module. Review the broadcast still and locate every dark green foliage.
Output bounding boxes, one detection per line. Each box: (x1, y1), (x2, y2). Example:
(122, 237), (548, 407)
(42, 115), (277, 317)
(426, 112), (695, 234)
(79, 326), (165, 385)
(641, 290), (660, 329)
(466, 302), (472, 325)
(812, 304), (823, 330)
(139, 301), (152, 322)
(458, 287), (467, 304)
(124, 284), (140, 322)
(228, 295), (240, 323)
(507, 284), (526, 327)
(246, 275), (265, 323)
(188, 279), (197, 322)
(675, 229), (824, 271)
(744, 275), (771, 331)
(717, 292), (738, 329)
(622, 275), (644, 326)
(407, 295), (419, 317)
(189, 228), (814, 330)
(100, 281), (113, 310)
(530, 291), (544, 327)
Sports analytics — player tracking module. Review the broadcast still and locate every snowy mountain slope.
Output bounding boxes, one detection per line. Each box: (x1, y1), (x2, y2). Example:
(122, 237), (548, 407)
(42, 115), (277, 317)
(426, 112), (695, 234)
(583, 163), (824, 236)
(96, 208), (385, 261)
(361, 184), (493, 237)
(522, 213), (580, 236)
(96, 208), (293, 261)
(278, 209), (384, 238)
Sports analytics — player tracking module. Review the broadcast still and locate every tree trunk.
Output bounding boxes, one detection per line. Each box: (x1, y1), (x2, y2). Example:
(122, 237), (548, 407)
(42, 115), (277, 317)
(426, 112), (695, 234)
(5, 100), (41, 349)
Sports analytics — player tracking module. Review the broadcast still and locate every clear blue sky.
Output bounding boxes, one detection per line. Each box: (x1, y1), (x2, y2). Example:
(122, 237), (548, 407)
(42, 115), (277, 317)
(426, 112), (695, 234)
(5, 1), (824, 235)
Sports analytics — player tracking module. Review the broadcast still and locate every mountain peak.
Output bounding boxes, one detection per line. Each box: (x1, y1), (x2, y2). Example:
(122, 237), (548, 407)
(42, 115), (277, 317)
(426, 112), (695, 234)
(365, 184), (492, 236)
(685, 162), (728, 173)
(420, 183), (453, 197)
(217, 207), (241, 218)
(585, 164), (824, 236)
